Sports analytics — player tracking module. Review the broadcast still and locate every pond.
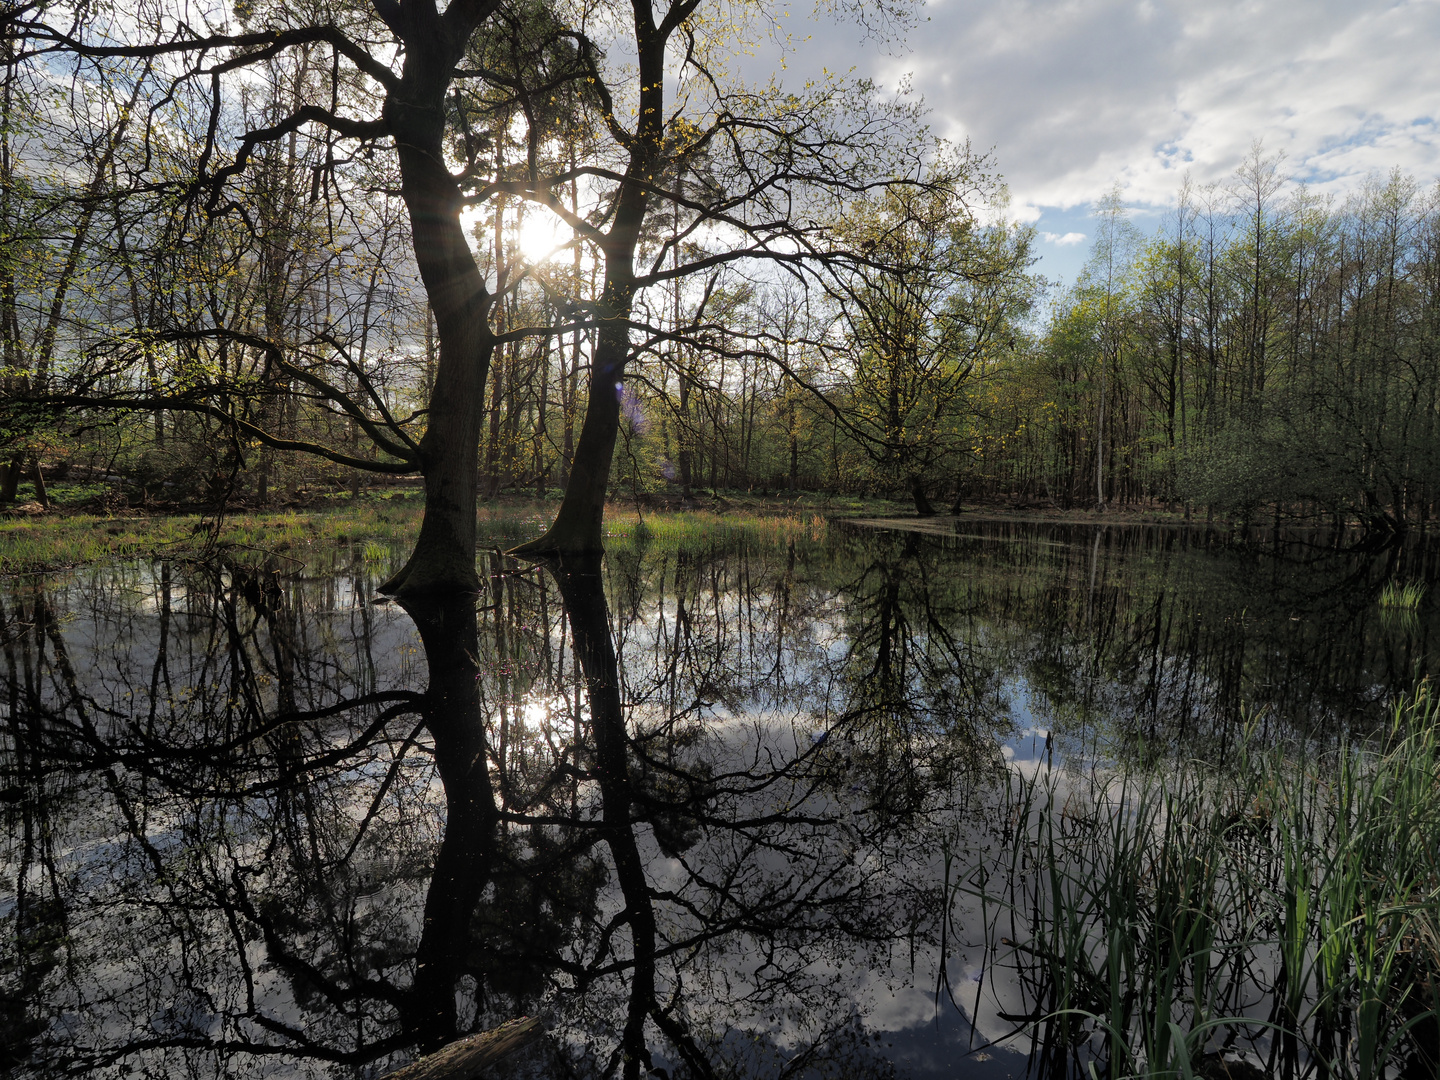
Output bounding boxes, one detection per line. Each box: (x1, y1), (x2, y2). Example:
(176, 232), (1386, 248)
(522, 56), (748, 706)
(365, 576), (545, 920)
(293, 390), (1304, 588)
(2, 516), (1437, 1079)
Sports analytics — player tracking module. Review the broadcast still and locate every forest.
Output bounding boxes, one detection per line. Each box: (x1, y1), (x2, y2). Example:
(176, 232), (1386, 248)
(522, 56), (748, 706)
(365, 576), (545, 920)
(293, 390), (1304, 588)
(4, 3), (1440, 1078)
(2, 1), (1439, 562)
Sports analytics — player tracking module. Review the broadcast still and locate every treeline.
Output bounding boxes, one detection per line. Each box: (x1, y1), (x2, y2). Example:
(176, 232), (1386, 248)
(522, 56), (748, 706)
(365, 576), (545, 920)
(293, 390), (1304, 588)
(982, 152), (1440, 531)
(494, 151), (1440, 533)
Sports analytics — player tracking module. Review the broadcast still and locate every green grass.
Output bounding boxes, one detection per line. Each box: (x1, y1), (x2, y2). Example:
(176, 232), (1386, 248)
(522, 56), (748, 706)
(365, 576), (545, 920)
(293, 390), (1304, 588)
(950, 687), (1440, 1079)
(601, 507), (829, 547)
(1379, 579), (1426, 610)
(0, 499), (834, 574)
(0, 502), (425, 574)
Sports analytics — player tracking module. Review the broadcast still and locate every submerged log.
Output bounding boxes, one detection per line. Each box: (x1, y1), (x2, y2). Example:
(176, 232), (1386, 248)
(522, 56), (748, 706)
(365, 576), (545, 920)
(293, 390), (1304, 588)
(384, 1017), (544, 1080)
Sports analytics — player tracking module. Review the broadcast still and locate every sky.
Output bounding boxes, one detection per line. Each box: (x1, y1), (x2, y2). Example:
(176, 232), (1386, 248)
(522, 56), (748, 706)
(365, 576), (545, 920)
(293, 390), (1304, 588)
(770, 0), (1440, 287)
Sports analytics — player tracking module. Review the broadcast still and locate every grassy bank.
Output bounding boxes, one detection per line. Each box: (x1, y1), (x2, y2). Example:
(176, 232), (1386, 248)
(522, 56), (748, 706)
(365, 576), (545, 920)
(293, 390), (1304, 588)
(0, 500), (427, 574)
(0, 496), (838, 574)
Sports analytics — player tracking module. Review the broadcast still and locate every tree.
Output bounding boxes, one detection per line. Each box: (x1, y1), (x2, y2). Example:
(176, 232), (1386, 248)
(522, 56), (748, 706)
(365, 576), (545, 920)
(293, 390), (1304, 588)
(1080, 185), (1140, 509)
(17, 0), (525, 600)
(16, 0), (938, 576)
(812, 169), (1038, 514)
(507, 0), (931, 553)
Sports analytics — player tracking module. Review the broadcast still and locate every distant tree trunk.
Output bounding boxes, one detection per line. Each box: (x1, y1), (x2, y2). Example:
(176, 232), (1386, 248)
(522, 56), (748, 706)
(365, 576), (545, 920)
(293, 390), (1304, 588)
(30, 457), (48, 507)
(486, 200), (507, 500)
(909, 474), (935, 516)
(535, 335), (550, 497)
(788, 395), (798, 493)
(678, 365), (693, 498)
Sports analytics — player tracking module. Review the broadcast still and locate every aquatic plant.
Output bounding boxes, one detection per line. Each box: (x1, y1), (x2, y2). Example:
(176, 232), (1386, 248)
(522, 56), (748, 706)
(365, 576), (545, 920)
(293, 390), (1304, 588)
(949, 687), (1440, 1079)
(1379, 580), (1426, 610)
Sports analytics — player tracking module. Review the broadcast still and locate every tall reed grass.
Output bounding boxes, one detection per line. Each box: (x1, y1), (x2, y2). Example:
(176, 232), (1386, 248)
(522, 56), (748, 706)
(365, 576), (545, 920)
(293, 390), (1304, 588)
(950, 687), (1440, 1079)
(1379, 581), (1426, 611)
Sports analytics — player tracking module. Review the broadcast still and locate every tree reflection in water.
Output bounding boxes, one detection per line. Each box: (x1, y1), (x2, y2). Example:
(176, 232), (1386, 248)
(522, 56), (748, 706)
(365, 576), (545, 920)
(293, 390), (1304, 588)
(0, 538), (1003, 1078)
(2, 523), (1434, 1078)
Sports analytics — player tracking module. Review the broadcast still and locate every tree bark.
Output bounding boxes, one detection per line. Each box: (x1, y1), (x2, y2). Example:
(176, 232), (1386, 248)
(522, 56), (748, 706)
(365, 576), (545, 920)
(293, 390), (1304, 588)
(384, 1018), (544, 1080)
(510, 0), (672, 557)
(511, 319), (627, 554)
(377, 4), (500, 598)
(909, 474), (935, 516)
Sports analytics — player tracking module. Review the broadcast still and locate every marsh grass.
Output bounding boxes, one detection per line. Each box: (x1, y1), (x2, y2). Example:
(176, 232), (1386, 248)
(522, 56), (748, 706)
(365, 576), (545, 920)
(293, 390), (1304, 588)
(0, 502), (829, 573)
(1379, 581), (1426, 611)
(0, 503), (424, 573)
(953, 688), (1440, 1079)
(602, 508), (829, 547)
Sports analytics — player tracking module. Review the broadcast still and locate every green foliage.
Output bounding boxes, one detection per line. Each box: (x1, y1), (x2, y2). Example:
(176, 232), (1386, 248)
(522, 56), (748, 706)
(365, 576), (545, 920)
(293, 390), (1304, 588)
(969, 159), (1440, 522)
(1379, 580), (1426, 611)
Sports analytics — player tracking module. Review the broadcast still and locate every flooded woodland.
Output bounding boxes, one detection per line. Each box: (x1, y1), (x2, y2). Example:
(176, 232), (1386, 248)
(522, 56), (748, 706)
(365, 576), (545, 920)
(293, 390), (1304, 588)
(3, 517), (1439, 1080)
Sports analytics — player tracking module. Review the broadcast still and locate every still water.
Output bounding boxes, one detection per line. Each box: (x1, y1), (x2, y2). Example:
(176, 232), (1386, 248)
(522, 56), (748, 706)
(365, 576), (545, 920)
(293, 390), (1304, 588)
(2, 518), (1435, 1078)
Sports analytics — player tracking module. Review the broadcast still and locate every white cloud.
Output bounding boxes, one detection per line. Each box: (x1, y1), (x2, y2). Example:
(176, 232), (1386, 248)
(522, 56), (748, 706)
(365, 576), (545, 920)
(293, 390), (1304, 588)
(765, 0), (1440, 216)
(1042, 231), (1087, 246)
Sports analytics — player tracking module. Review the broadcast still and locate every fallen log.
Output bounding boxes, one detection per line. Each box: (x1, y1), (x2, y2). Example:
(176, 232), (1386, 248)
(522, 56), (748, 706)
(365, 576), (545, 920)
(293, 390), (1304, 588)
(383, 1017), (544, 1080)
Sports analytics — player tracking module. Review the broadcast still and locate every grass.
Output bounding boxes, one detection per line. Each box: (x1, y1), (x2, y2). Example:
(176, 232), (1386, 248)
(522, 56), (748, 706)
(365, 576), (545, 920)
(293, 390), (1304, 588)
(0, 498), (833, 574)
(0, 501), (425, 574)
(949, 686), (1440, 1079)
(602, 507), (829, 547)
(1379, 580), (1427, 610)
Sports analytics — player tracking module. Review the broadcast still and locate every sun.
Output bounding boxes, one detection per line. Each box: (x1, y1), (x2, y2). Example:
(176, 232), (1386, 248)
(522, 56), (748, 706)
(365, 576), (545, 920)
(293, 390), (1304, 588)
(513, 209), (568, 263)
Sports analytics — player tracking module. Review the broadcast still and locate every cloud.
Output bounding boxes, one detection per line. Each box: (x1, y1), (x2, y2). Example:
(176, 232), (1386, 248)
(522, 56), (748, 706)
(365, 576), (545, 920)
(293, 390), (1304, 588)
(1042, 231), (1087, 246)
(765, 0), (1440, 216)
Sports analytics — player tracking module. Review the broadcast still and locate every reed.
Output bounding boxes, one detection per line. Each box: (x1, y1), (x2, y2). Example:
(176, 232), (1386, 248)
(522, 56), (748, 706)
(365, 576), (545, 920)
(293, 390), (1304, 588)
(1378, 580), (1426, 610)
(953, 686), (1440, 1079)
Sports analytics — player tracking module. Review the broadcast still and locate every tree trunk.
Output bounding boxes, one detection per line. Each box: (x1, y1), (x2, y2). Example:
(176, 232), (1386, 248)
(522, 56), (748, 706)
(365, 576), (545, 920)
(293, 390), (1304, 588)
(30, 456), (48, 508)
(0, 456), (20, 501)
(679, 363), (693, 498)
(377, 15), (499, 599)
(547, 551), (659, 1080)
(384, 1018), (544, 1080)
(909, 474), (936, 516)
(509, 3), (664, 556)
(511, 320), (627, 555)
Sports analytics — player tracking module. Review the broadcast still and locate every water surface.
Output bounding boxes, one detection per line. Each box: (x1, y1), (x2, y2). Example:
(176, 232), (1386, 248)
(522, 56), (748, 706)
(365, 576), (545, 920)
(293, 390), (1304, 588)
(2, 518), (1434, 1078)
